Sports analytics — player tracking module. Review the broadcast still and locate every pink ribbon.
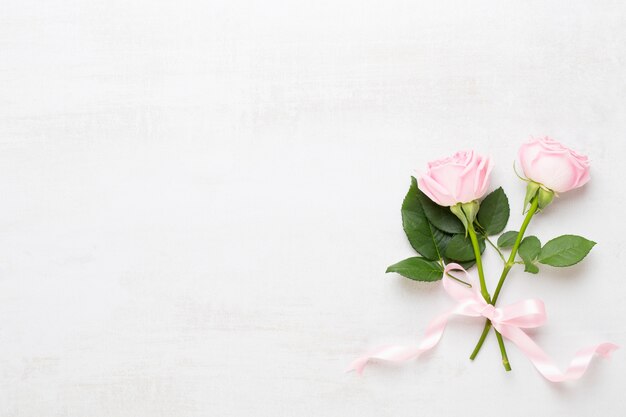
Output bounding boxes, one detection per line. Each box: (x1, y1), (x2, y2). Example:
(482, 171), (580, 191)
(349, 263), (618, 382)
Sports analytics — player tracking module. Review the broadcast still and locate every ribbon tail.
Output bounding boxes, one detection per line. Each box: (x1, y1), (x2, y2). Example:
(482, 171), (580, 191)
(497, 324), (619, 382)
(348, 306), (462, 375)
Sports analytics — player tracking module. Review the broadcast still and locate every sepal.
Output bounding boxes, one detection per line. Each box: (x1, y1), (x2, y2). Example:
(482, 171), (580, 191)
(537, 187), (555, 210)
(523, 181), (540, 212)
(450, 203), (469, 234)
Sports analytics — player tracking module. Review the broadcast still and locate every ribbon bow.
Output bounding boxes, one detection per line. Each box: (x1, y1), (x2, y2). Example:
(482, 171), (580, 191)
(349, 263), (618, 382)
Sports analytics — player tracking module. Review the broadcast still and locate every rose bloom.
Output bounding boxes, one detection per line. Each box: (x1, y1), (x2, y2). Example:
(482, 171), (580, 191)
(417, 151), (493, 207)
(518, 137), (590, 193)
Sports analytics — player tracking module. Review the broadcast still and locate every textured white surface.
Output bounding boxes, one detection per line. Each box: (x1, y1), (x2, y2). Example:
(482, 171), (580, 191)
(1, 0), (626, 415)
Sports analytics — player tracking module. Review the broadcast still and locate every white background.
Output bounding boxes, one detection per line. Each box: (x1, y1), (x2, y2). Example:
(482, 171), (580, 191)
(1, 0), (625, 416)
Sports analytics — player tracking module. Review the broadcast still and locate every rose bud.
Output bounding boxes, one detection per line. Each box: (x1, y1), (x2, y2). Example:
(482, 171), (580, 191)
(518, 137), (590, 210)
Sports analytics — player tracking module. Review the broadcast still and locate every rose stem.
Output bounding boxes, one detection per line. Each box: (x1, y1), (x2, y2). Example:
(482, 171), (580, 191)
(467, 222), (511, 371)
(469, 197), (540, 362)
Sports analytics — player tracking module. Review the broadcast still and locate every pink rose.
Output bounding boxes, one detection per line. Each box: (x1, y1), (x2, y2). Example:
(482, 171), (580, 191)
(417, 150), (493, 207)
(518, 137), (590, 193)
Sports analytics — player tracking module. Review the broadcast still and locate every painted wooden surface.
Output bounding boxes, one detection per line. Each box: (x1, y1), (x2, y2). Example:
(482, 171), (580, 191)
(1, 1), (625, 415)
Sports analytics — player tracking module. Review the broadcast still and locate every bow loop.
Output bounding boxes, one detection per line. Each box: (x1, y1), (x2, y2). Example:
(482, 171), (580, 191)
(442, 263), (484, 306)
(498, 299), (547, 328)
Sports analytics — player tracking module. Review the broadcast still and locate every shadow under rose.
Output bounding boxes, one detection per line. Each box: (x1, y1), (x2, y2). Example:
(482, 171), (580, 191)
(393, 273), (443, 297)
(537, 258), (592, 284)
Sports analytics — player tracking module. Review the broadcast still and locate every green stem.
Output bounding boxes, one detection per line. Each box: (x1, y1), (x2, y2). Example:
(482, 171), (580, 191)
(469, 321), (491, 359)
(467, 223), (510, 370)
(469, 197), (540, 360)
(493, 197), (539, 304)
(468, 323), (512, 370)
(496, 332), (511, 370)
(467, 224), (490, 303)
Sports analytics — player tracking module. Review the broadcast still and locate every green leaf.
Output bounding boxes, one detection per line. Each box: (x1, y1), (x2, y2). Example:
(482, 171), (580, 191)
(519, 236), (541, 260)
(444, 233), (486, 262)
(477, 187), (510, 235)
(538, 235), (596, 267)
(417, 189), (464, 234)
(402, 178), (451, 261)
(386, 257), (444, 281)
(457, 260), (476, 270)
(518, 236), (541, 274)
(497, 231), (518, 248)
(523, 261), (539, 274)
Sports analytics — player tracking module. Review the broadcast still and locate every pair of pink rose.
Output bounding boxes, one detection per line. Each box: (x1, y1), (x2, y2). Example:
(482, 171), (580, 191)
(417, 137), (590, 207)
